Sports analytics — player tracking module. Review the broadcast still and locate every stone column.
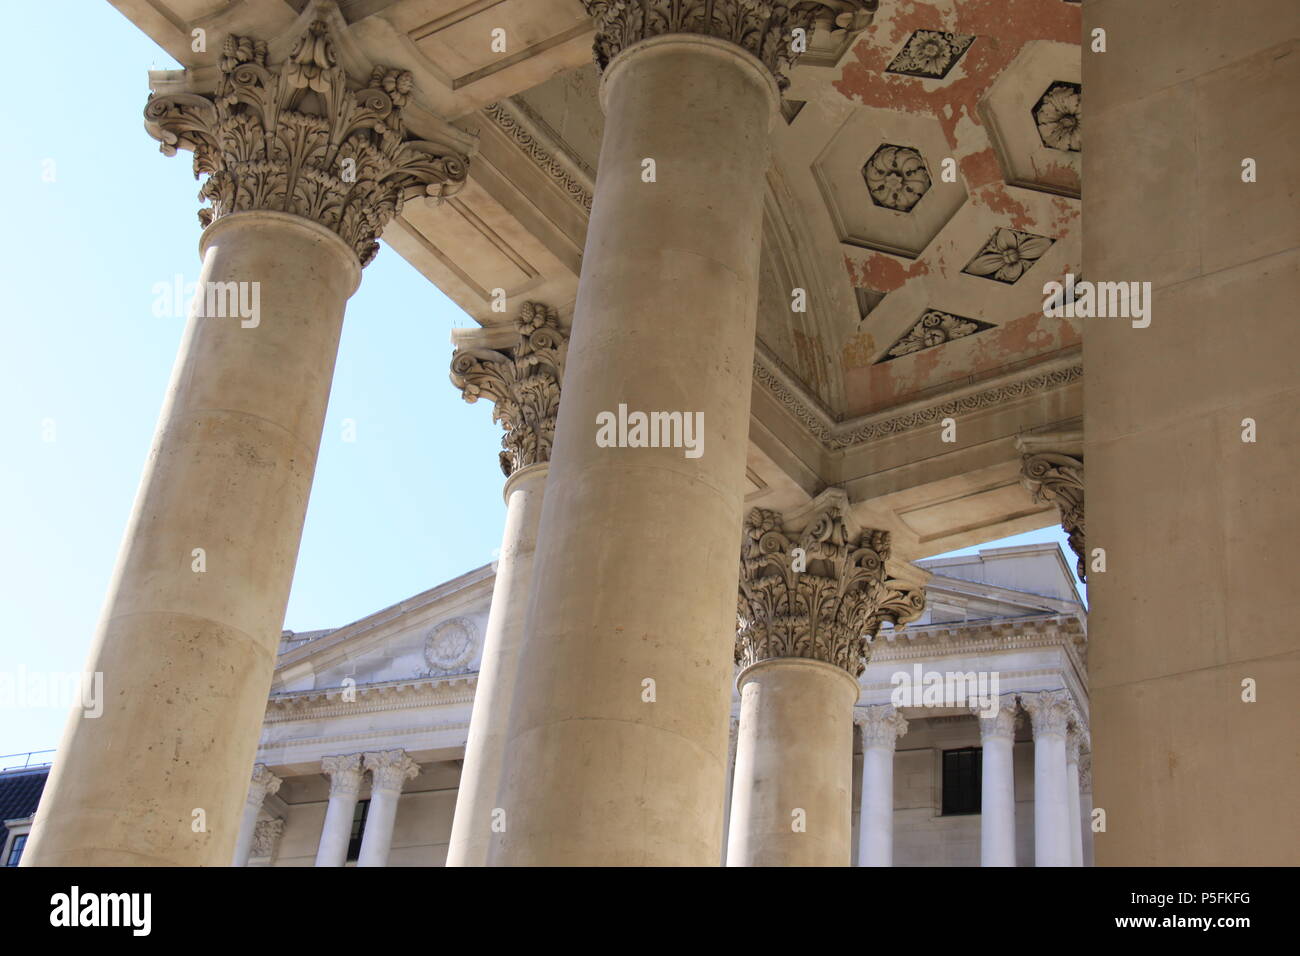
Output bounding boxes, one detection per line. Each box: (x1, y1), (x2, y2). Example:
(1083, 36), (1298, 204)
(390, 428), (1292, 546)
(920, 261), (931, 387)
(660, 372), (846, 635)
(490, 1), (877, 867)
(22, 18), (468, 867)
(446, 304), (564, 868)
(1083, 3), (1300, 865)
(357, 750), (419, 867)
(856, 705), (908, 867)
(1022, 690), (1073, 867)
(973, 695), (1019, 867)
(1066, 722), (1088, 867)
(315, 754), (365, 868)
(720, 715), (740, 865)
(1079, 751), (1094, 867)
(727, 495), (926, 867)
(231, 765), (281, 867)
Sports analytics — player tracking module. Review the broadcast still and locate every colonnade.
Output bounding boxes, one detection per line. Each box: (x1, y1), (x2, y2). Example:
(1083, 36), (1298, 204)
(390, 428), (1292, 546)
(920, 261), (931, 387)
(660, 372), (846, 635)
(853, 694), (1090, 867)
(232, 750), (420, 867)
(24, 1), (1095, 868)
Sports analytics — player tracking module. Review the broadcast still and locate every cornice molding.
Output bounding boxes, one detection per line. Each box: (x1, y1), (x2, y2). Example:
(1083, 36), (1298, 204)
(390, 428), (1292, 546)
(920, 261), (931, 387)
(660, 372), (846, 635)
(754, 347), (1084, 451)
(265, 674), (477, 722)
(482, 100), (594, 213)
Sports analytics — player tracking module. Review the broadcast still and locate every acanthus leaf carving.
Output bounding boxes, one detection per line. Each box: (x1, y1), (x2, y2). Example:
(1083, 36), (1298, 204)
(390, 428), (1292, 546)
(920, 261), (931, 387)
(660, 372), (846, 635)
(450, 303), (566, 476)
(736, 502), (926, 677)
(582, 1), (879, 90)
(1021, 451), (1086, 582)
(143, 18), (469, 266)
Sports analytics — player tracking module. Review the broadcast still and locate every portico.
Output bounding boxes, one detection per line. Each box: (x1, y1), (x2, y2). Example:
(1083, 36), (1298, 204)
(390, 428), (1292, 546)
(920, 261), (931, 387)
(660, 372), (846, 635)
(25, 0), (1295, 869)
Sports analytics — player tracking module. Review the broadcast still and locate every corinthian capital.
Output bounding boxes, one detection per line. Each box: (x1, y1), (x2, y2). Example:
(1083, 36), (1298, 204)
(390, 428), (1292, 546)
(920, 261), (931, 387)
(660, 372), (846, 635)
(143, 12), (469, 266)
(1020, 690), (1074, 740)
(855, 705), (908, 750)
(364, 750), (419, 794)
(1020, 451), (1086, 582)
(246, 764), (282, 806)
(735, 498), (926, 677)
(450, 302), (567, 476)
(583, 0), (879, 89)
(320, 753), (365, 798)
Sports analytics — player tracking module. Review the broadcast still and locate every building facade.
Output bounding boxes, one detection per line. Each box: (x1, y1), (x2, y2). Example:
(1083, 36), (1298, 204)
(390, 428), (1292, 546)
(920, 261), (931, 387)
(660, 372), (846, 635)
(228, 542), (1088, 867)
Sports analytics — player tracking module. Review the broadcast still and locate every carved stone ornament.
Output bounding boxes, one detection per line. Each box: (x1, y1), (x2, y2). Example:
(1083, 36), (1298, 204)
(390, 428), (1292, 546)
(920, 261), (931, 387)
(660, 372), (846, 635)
(1020, 452), (1086, 582)
(364, 750), (419, 794)
(880, 308), (995, 362)
(582, 0), (879, 90)
(143, 16), (469, 266)
(251, 818), (284, 859)
(423, 617), (479, 675)
(736, 503), (926, 677)
(856, 705), (908, 749)
(1020, 690), (1074, 739)
(320, 753), (365, 797)
(450, 302), (566, 476)
(247, 764), (282, 805)
(885, 29), (975, 79)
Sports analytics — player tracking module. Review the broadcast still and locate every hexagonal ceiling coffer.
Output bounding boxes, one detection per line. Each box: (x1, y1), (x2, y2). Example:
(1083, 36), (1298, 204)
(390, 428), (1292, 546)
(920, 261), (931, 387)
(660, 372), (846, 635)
(885, 29), (976, 79)
(1033, 81), (1082, 152)
(962, 227), (1055, 284)
(863, 144), (932, 213)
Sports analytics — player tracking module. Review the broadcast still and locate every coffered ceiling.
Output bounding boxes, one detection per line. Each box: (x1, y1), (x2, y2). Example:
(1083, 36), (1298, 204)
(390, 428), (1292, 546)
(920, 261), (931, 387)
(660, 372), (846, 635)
(110, 0), (1085, 558)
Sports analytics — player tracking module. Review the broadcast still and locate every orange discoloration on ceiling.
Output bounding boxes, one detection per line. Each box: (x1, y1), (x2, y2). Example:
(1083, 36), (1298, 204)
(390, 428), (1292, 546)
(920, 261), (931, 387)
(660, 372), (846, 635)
(841, 327), (877, 370)
(959, 147), (1002, 190)
(975, 183), (1036, 230)
(1029, 157), (1081, 194)
(846, 252), (931, 293)
(835, 0), (1080, 155)
(822, 0), (1082, 419)
(791, 328), (830, 396)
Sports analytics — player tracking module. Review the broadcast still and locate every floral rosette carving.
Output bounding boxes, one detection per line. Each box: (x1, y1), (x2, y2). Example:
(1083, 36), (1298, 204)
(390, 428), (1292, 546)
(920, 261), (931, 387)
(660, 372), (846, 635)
(144, 19), (469, 266)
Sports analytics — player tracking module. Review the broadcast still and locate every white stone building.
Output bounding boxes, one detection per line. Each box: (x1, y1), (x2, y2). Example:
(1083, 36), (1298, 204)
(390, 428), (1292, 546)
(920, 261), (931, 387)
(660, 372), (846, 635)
(236, 541), (1088, 867)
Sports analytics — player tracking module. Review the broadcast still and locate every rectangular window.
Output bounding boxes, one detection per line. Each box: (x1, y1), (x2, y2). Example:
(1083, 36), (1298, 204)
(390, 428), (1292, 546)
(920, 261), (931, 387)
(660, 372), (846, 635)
(942, 747), (982, 815)
(346, 800), (370, 862)
(5, 834), (28, 867)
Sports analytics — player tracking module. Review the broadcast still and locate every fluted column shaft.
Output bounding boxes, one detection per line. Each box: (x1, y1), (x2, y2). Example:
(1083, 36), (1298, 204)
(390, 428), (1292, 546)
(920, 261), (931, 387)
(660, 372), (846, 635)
(856, 706), (907, 867)
(1023, 691), (1073, 867)
(975, 696), (1019, 867)
(489, 35), (778, 866)
(357, 751), (418, 867)
(27, 213), (359, 867)
(315, 754), (364, 867)
(232, 765), (282, 867)
(448, 463), (548, 866)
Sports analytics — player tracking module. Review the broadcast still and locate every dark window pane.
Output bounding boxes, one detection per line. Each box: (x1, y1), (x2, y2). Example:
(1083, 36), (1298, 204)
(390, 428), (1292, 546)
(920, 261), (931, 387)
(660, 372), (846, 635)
(6, 834), (28, 867)
(942, 747), (982, 815)
(346, 799), (370, 862)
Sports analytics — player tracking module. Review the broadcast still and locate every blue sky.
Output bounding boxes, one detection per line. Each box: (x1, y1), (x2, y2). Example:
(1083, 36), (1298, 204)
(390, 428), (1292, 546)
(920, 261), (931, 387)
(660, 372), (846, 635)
(0, 3), (1080, 760)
